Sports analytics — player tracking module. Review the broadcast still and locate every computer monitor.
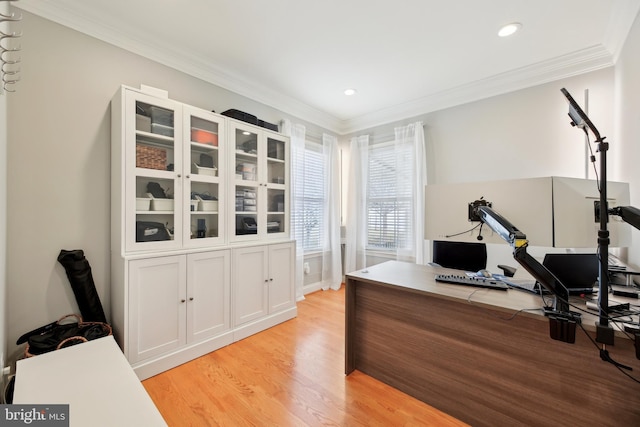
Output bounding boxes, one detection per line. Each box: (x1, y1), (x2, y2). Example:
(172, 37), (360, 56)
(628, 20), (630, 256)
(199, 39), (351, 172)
(432, 240), (487, 272)
(542, 253), (599, 294)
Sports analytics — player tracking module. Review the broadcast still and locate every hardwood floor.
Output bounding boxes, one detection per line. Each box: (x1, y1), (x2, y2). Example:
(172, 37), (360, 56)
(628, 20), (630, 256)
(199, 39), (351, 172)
(143, 287), (468, 426)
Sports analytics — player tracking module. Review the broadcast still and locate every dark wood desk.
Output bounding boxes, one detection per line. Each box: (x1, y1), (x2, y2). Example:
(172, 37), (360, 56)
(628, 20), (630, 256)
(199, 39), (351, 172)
(345, 261), (640, 427)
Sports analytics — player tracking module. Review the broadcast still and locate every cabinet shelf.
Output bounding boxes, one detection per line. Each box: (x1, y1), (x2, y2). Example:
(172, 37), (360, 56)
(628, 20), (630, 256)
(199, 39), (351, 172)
(136, 130), (174, 146)
(235, 150), (258, 159)
(191, 211), (219, 215)
(189, 175), (219, 184)
(135, 168), (174, 178)
(191, 141), (219, 152)
(136, 210), (173, 215)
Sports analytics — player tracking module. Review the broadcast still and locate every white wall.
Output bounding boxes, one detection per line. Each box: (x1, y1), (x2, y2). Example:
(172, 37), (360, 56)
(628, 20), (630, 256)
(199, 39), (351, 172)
(615, 11), (640, 269)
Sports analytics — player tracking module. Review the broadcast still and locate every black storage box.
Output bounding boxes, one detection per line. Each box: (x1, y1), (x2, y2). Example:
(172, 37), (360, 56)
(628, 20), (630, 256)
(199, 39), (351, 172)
(136, 221), (170, 242)
(236, 216), (258, 235)
(221, 109), (258, 125)
(258, 119), (278, 132)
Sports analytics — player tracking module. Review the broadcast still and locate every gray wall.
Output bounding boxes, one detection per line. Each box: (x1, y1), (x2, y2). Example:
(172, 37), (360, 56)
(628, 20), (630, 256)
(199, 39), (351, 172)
(5, 12), (331, 362)
(0, 39), (7, 389)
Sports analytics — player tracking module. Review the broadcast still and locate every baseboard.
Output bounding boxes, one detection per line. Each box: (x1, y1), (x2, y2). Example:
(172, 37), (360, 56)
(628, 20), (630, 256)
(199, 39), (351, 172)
(303, 282), (323, 295)
(233, 307), (298, 342)
(132, 331), (234, 380)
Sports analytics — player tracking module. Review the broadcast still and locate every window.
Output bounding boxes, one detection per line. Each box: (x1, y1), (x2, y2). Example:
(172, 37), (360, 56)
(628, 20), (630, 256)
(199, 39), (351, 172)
(367, 142), (414, 250)
(292, 141), (325, 252)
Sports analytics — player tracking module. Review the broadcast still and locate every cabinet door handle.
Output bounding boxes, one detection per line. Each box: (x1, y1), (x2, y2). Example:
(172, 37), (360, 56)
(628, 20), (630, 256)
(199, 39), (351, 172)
(177, 174), (182, 178)
(264, 279), (269, 283)
(189, 297), (194, 301)
(186, 175), (190, 179)
(270, 278), (273, 281)
(180, 299), (186, 303)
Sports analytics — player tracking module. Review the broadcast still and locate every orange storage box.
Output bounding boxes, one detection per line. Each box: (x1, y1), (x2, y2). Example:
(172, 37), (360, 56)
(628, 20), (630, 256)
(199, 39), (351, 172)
(191, 128), (218, 146)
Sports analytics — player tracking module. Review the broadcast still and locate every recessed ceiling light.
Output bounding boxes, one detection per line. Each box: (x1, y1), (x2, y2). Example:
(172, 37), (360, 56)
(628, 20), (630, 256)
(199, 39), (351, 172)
(344, 88), (357, 96)
(498, 22), (522, 37)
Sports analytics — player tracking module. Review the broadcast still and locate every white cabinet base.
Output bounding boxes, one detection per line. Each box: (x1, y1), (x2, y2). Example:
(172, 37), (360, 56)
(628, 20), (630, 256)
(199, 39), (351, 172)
(232, 306), (297, 342)
(113, 241), (296, 380)
(133, 331), (234, 380)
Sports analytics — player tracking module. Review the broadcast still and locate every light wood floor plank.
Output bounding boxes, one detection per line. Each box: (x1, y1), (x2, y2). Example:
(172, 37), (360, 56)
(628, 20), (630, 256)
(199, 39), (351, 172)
(143, 287), (468, 426)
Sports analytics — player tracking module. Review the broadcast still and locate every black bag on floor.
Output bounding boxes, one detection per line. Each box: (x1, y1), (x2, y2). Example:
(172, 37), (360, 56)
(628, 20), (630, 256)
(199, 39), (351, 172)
(17, 314), (112, 357)
(57, 249), (107, 323)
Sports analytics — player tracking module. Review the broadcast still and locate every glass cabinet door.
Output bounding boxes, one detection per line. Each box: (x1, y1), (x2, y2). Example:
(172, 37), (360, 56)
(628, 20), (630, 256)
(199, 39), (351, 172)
(229, 121), (289, 241)
(127, 92), (182, 251)
(265, 134), (288, 237)
(183, 106), (225, 246)
(231, 124), (260, 240)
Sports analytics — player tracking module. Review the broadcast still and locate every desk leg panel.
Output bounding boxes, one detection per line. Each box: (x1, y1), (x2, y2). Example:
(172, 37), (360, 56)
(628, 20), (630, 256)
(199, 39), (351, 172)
(348, 280), (640, 427)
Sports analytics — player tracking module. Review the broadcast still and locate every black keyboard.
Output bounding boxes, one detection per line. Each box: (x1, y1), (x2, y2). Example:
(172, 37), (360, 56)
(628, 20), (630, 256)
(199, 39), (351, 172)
(435, 274), (509, 290)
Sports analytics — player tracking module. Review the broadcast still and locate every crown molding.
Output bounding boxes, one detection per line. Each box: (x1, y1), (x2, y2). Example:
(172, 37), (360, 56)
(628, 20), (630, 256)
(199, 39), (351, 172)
(340, 45), (614, 134)
(603, 0), (640, 63)
(16, 1), (634, 136)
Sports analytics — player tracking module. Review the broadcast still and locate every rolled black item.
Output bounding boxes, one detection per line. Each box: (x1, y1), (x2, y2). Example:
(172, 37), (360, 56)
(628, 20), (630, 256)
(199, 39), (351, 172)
(57, 249), (107, 323)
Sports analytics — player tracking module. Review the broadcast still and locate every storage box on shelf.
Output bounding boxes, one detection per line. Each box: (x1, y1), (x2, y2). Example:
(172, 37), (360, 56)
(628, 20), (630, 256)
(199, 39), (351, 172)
(136, 145), (167, 170)
(191, 128), (218, 146)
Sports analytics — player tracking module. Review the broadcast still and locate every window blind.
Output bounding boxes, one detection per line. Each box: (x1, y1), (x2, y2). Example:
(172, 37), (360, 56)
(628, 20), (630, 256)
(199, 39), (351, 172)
(367, 143), (414, 250)
(292, 142), (325, 252)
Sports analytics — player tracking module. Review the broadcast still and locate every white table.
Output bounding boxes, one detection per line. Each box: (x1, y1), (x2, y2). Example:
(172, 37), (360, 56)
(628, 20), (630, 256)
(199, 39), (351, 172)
(14, 336), (167, 427)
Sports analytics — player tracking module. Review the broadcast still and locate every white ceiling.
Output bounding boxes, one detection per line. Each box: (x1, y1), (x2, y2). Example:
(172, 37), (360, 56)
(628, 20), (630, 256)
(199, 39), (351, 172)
(16, 0), (640, 134)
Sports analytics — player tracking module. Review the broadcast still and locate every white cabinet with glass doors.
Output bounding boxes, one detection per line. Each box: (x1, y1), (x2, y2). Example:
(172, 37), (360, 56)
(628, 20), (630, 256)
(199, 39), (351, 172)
(229, 120), (289, 242)
(111, 86), (226, 254)
(111, 85), (295, 380)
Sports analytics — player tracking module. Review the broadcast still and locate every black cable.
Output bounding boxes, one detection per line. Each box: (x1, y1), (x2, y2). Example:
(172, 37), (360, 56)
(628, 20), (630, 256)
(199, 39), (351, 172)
(555, 293), (640, 382)
(576, 320), (640, 383)
(585, 132), (601, 190)
(444, 222), (482, 238)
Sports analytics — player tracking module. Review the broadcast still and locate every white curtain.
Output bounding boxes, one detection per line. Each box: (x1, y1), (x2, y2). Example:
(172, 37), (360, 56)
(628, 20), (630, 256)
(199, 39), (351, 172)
(281, 119), (306, 300)
(345, 135), (369, 274)
(321, 133), (342, 290)
(394, 122), (427, 264)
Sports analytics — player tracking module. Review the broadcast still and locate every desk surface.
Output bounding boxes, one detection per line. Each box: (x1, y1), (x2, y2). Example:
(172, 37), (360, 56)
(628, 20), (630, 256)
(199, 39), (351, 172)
(14, 336), (167, 427)
(347, 260), (638, 334)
